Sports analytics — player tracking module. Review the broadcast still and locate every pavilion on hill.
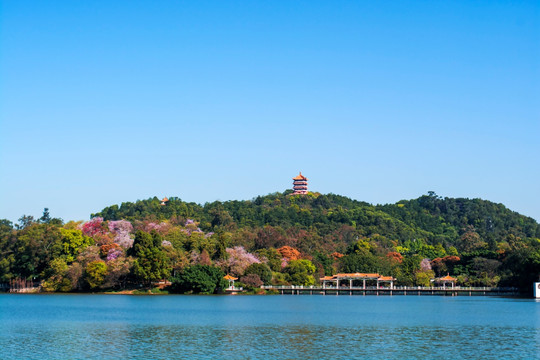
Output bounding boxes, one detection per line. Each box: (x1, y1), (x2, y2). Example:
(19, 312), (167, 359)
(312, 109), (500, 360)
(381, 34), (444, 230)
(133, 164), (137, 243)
(292, 172), (308, 195)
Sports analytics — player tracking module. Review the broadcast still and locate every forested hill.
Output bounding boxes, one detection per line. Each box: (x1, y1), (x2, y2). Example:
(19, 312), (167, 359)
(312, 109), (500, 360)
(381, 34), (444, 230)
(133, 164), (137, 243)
(2, 191), (539, 294)
(93, 191), (539, 255)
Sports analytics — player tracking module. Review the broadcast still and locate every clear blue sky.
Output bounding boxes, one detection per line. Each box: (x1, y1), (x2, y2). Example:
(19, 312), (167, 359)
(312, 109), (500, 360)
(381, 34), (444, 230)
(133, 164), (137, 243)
(1, 1), (539, 223)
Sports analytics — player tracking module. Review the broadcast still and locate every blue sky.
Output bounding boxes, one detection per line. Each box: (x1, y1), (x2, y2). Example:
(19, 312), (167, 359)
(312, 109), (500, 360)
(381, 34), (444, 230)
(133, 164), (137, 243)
(1, 1), (539, 223)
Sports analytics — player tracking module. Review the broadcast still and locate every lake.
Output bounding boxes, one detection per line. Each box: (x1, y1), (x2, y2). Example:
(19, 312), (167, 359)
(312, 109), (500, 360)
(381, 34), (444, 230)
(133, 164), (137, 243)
(0, 294), (539, 359)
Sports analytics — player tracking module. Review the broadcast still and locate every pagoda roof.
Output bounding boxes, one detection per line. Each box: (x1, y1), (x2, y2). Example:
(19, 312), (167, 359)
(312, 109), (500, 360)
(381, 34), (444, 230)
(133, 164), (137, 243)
(437, 275), (457, 282)
(377, 276), (395, 281)
(292, 172), (308, 181)
(224, 275), (238, 281)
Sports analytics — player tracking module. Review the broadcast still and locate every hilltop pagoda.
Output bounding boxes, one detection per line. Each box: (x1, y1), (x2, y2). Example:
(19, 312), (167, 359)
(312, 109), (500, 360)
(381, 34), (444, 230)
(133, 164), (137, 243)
(292, 172), (308, 195)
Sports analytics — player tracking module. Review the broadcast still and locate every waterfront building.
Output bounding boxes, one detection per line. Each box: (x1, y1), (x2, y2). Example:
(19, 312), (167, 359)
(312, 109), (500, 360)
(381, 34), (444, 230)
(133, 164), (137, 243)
(433, 274), (457, 289)
(224, 274), (243, 293)
(320, 273), (395, 289)
(292, 172), (308, 194)
(224, 274), (238, 289)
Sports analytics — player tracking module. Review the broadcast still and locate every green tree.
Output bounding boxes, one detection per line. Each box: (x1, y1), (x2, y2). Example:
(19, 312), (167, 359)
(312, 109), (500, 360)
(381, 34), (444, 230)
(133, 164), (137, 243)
(500, 241), (540, 289)
(59, 228), (94, 263)
(12, 223), (63, 279)
(17, 215), (35, 230)
(0, 219), (15, 281)
(170, 264), (226, 294)
(415, 270), (434, 287)
(130, 230), (170, 285)
(284, 259), (316, 286)
(396, 254), (422, 286)
(339, 253), (378, 273)
(42, 258), (72, 292)
(313, 252), (334, 276)
(243, 263), (272, 284)
(255, 248), (282, 272)
(85, 261), (108, 289)
(39, 208), (52, 224)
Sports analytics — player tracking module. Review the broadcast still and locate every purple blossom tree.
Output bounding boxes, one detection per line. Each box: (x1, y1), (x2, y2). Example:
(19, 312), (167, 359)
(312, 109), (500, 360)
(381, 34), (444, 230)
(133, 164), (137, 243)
(143, 222), (171, 235)
(420, 258), (432, 271)
(218, 246), (261, 276)
(106, 248), (123, 261)
(183, 219), (203, 235)
(108, 220), (134, 248)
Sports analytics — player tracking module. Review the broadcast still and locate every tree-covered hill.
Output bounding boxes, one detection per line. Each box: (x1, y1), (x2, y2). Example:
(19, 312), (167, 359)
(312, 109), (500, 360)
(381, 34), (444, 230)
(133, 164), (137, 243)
(93, 191), (539, 255)
(377, 192), (539, 250)
(1, 191), (539, 293)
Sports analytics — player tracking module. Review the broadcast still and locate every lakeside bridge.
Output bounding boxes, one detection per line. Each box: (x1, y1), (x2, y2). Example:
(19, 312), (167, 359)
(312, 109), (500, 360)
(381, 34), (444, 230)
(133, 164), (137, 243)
(260, 272), (519, 296)
(261, 285), (519, 296)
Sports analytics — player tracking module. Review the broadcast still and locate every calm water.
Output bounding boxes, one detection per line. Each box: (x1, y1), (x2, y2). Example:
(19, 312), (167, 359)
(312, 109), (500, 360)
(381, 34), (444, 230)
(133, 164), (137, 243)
(0, 294), (539, 359)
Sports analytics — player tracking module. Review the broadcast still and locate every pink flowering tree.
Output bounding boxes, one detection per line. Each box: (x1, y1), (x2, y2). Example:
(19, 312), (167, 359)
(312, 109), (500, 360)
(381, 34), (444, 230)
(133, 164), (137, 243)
(218, 246), (260, 276)
(106, 248), (123, 261)
(108, 220), (134, 248)
(81, 217), (113, 245)
(420, 258), (432, 271)
(82, 217), (107, 237)
(142, 222), (171, 235)
(184, 219), (203, 235)
(416, 258), (435, 286)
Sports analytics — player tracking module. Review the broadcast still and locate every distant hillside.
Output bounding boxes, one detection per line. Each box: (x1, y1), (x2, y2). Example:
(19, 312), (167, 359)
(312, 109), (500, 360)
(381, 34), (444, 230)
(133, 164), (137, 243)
(93, 191), (539, 255)
(2, 191), (538, 294)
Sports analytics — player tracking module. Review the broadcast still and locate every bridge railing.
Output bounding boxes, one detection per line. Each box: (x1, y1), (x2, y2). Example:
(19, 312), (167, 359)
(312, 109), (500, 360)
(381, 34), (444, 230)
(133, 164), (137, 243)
(261, 285), (518, 292)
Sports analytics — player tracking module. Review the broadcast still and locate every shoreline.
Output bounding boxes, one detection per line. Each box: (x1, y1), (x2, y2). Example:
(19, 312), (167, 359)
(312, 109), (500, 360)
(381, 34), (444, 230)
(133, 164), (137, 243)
(0, 290), (530, 298)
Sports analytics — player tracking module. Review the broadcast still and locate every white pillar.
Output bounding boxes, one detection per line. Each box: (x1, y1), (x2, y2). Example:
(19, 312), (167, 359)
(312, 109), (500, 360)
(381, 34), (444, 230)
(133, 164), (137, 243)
(349, 279), (352, 288)
(363, 279), (366, 289)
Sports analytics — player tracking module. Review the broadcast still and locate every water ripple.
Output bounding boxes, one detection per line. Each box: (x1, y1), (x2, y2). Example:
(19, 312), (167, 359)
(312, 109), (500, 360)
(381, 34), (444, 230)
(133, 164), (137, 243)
(1, 295), (538, 359)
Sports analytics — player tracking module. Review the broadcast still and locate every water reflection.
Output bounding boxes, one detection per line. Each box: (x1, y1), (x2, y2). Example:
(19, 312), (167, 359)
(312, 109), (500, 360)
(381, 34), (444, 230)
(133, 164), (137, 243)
(1, 295), (539, 359)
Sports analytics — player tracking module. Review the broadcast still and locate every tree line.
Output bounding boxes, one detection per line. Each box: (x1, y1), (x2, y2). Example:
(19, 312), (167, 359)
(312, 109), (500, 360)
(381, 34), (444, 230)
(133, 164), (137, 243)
(1, 191), (539, 293)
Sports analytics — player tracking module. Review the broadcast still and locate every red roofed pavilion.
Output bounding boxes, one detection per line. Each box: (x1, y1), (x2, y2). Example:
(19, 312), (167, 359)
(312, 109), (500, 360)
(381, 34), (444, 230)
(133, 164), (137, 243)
(292, 172), (308, 195)
(434, 274), (457, 289)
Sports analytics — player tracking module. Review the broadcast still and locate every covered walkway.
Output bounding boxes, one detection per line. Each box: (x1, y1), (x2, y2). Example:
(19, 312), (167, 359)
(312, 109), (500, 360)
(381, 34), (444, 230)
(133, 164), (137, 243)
(320, 273), (395, 289)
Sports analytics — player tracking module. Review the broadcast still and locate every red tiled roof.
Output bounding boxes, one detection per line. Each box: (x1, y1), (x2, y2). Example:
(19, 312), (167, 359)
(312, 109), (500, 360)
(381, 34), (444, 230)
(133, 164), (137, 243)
(320, 276), (335, 281)
(438, 275), (457, 281)
(292, 172), (308, 181)
(335, 273), (381, 279)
